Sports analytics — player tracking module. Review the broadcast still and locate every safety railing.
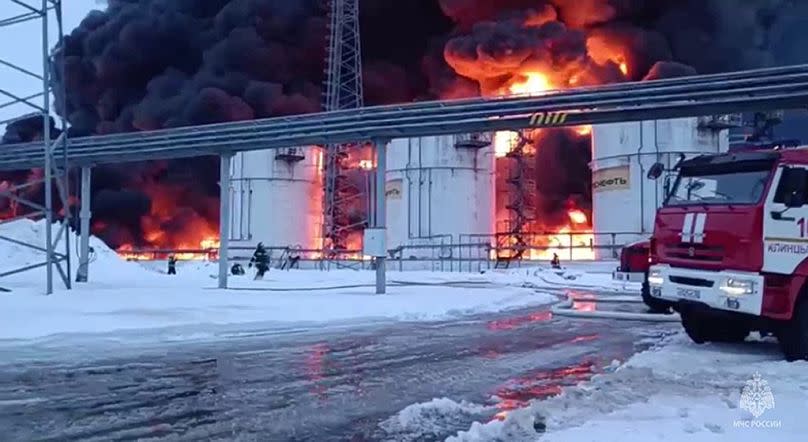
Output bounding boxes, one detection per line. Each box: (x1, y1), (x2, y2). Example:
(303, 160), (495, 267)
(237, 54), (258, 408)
(116, 230), (649, 272)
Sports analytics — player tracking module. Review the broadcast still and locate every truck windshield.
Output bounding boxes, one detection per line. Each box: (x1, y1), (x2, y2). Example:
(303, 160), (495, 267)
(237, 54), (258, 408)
(666, 165), (771, 206)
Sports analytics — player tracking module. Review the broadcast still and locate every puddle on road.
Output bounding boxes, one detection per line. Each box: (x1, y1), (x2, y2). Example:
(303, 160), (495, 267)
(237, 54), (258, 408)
(490, 360), (596, 421)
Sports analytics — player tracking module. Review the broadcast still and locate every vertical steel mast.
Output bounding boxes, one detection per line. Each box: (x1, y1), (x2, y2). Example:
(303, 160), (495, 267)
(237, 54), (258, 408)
(322, 0), (365, 256)
(0, 0), (71, 294)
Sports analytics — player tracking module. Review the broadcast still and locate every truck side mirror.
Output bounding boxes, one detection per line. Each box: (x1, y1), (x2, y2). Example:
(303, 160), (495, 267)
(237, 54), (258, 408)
(647, 163), (664, 180)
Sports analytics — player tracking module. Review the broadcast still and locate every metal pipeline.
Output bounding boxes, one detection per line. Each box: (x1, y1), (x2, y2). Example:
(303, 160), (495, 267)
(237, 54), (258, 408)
(3, 69), (808, 169)
(405, 138), (414, 239)
(637, 122), (646, 233)
(654, 120), (660, 211)
(419, 138), (424, 237)
(3, 85), (808, 170)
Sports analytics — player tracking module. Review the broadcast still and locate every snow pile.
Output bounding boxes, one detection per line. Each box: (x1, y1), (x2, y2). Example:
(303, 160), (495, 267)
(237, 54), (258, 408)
(448, 334), (808, 441)
(379, 398), (493, 441)
(0, 219), (155, 287)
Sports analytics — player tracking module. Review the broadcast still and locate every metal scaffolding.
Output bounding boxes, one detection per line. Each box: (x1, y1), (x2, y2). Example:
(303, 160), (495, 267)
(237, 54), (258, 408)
(322, 0), (366, 255)
(0, 0), (71, 294)
(500, 133), (535, 264)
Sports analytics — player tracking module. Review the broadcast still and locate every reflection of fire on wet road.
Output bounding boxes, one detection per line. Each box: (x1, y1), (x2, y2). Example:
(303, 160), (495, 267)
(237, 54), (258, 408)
(492, 361), (596, 421)
(487, 310), (553, 331)
(304, 341), (370, 401)
(305, 343), (330, 400)
(568, 290), (597, 312)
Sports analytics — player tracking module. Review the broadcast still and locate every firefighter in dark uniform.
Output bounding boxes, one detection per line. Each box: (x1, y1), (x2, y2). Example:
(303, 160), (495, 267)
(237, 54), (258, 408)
(550, 253), (561, 269)
(167, 255), (177, 275)
(249, 242), (270, 280)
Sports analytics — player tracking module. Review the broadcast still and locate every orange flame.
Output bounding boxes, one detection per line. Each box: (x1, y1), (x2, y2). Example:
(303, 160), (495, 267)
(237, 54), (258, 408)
(568, 209), (588, 225)
(117, 236), (220, 261)
(492, 72), (596, 261)
(586, 34), (630, 77)
(494, 73), (553, 158)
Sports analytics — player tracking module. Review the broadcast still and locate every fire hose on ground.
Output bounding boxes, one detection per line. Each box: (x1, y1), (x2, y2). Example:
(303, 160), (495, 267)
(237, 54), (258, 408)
(220, 272), (681, 323)
(550, 292), (681, 323)
(220, 279), (495, 292)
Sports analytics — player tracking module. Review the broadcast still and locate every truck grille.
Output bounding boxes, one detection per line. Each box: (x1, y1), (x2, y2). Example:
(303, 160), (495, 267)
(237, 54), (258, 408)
(664, 244), (725, 262)
(669, 275), (714, 287)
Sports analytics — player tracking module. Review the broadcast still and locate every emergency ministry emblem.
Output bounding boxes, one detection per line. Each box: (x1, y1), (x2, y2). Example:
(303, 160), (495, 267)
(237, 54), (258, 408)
(739, 372), (775, 418)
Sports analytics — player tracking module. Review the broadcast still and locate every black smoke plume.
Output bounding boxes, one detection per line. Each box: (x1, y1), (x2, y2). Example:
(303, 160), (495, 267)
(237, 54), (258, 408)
(3, 0), (808, 248)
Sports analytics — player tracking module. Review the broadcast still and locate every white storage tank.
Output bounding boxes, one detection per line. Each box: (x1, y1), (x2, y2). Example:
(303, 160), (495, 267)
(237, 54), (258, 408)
(228, 147), (322, 257)
(590, 116), (734, 259)
(385, 134), (495, 263)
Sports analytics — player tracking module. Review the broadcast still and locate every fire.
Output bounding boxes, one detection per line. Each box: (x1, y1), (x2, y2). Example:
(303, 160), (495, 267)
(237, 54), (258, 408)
(526, 226), (595, 261)
(507, 73), (552, 96)
(568, 210), (588, 225)
(107, 170), (220, 261)
(491, 71), (595, 261)
(528, 210), (595, 261)
(199, 237), (220, 250)
(117, 236), (220, 261)
(494, 131), (518, 158)
(494, 73), (553, 158)
(586, 34), (630, 77)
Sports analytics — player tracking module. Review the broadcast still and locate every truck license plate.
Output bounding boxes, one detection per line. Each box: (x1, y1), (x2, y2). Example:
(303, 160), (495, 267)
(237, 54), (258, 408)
(676, 287), (701, 300)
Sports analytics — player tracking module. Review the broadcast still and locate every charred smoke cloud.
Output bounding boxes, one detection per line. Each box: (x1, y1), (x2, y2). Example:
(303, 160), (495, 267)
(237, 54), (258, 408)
(3, 0), (808, 248)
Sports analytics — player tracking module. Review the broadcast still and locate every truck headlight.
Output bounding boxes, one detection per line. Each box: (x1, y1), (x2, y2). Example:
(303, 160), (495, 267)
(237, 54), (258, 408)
(648, 270), (663, 286)
(719, 278), (755, 296)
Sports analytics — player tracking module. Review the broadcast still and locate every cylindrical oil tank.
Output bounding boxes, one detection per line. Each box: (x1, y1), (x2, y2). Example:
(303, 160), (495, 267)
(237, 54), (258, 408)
(229, 147), (322, 256)
(385, 134), (495, 263)
(590, 117), (733, 259)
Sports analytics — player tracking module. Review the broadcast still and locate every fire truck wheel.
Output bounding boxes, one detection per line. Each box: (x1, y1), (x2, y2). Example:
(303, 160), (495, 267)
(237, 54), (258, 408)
(681, 312), (750, 344)
(777, 297), (808, 361)
(641, 281), (673, 314)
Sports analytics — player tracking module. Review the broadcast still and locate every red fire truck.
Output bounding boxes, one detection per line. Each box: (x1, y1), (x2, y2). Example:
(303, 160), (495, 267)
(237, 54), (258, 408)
(612, 240), (674, 313)
(646, 147), (808, 360)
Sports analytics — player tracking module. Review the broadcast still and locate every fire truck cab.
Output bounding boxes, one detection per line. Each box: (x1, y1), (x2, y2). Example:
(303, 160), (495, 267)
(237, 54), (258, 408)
(647, 147), (808, 360)
(613, 240), (674, 313)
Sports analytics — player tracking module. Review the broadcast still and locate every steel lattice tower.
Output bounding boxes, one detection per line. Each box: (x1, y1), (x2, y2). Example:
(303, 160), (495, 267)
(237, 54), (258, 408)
(322, 0), (365, 255)
(0, 0), (72, 294)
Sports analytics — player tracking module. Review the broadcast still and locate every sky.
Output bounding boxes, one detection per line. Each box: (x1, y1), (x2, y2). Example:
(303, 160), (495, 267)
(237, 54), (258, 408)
(0, 0), (98, 130)
(0, 1), (805, 145)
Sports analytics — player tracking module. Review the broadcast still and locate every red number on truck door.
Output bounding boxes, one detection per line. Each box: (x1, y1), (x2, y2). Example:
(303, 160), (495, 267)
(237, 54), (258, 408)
(799, 217), (806, 237)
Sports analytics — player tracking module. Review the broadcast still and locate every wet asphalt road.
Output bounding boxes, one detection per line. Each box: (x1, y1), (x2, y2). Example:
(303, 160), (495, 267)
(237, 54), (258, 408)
(0, 291), (673, 442)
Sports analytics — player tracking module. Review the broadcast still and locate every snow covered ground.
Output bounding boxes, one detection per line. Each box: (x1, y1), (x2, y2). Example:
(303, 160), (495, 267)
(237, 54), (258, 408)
(1, 220), (608, 341)
(7, 221), (805, 441)
(444, 333), (808, 441)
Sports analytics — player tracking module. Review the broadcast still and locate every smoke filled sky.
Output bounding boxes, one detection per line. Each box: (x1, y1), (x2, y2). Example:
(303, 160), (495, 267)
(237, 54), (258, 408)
(4, 0), (808, 249)
(0, 1), (97, 130)
(1, 0), (808, 131)
(1, 0), (807, 132)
